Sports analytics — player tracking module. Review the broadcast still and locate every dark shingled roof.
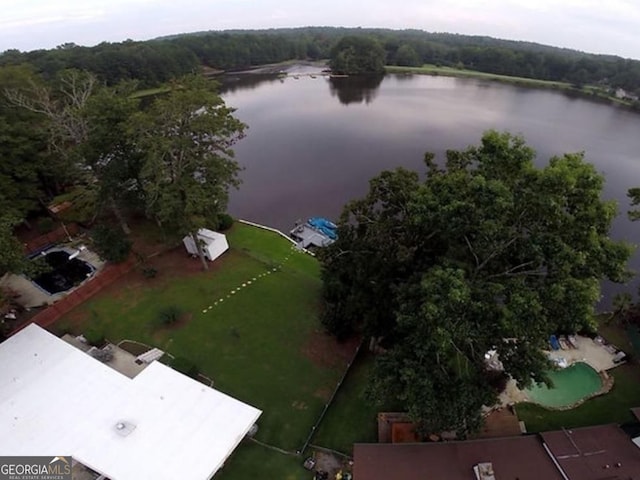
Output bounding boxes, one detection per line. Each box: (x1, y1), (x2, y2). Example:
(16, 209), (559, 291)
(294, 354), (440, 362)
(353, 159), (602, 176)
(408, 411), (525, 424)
(353, 435), (564, 480)
(540, 424), (640, 480)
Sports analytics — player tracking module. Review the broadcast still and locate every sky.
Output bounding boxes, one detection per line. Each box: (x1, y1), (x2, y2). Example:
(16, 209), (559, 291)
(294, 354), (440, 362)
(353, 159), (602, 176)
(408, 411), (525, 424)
(2, 0), (640, 59)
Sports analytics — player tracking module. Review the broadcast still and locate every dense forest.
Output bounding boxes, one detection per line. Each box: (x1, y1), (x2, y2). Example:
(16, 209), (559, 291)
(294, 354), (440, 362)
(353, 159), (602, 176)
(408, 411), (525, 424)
(1, 27), (640, 94)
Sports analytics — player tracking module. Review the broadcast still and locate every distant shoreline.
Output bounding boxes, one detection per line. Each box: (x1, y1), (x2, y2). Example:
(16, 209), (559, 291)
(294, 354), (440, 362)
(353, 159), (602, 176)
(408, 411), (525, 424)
(386, 64), (638, 112)
(131, 61), (639, 113)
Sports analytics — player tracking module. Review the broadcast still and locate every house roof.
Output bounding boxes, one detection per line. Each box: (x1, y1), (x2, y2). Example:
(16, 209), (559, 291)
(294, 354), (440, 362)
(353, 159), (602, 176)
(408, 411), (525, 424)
(540, 424), (640, 480)
(0, 324), (261, 480)
(353, 436), (564, 480)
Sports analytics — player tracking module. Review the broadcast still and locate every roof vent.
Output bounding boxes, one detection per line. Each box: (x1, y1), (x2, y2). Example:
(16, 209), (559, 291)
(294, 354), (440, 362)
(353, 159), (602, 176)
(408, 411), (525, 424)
(473, 462), (496, 480)
(114, 420), (136, 437)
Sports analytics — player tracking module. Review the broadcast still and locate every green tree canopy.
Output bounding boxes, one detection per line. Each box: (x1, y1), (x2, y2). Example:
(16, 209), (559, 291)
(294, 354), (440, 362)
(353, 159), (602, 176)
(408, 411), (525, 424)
(0, 210), (27, 275)
(329, 36), (386, 75)
(0, 65), (51, 211)
(395, 44), (421, 67)
(320, 131), (631, 435)
(131, 75), (246, 269)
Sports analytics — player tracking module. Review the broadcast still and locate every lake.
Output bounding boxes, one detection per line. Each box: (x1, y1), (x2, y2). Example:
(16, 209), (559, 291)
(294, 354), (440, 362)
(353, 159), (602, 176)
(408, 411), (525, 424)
(220, 69), (640, 308)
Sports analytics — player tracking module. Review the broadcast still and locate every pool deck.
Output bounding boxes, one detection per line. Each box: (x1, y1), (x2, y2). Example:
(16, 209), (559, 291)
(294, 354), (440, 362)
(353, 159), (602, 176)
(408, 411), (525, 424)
(547, 336), (618, 372)
(0, 247), (105, 308)
(498, 335), (621, 407)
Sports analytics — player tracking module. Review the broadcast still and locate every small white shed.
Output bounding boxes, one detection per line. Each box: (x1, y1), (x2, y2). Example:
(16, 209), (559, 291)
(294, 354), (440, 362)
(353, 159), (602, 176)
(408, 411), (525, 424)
(183, 228), (229, 262)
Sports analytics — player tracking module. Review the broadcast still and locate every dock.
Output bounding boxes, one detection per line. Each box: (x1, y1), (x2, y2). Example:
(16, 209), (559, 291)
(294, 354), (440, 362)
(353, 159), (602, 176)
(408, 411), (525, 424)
(290, 223), (335, 249)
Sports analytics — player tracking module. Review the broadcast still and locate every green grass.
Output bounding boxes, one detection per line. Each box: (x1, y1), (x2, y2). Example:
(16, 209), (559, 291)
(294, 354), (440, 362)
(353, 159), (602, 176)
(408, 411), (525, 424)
(518, 321), (640, 432)
(312, 353), (381, 454)
(385, 64), (637, 108)
(517, 364), (640, 432)
(57, 223), (343, 452)
(599, 319), (636, 353)
(217, 442), (303, 480)
(385, 64), (571, 88)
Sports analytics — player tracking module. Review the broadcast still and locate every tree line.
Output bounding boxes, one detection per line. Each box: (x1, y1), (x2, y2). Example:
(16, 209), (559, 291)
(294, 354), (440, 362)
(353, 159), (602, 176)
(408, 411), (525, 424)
(2, 27), (640, 93)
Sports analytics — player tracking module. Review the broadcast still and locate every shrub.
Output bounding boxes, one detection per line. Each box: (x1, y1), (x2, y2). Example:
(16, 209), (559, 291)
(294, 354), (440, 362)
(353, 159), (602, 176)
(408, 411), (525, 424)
(142, 266), (158, 279)
(155, 305), (183, 327)
(55, 323), (72, 336)
(84, 328), (105, 347)
(37, 217), (56, 234)
(217, 213), (234, 231)
(171, 356), (199, 378)
(91, 224), (132, 263)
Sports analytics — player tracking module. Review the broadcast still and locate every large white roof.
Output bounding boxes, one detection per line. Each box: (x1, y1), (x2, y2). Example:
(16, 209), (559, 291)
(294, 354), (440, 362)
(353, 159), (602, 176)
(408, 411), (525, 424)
(0, 324), (261, 480)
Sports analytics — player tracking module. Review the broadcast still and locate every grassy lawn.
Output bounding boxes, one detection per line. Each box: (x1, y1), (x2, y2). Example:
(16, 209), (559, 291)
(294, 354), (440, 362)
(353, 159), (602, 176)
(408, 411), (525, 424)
(599, 318), (636, 353)
(312, 353), (381, 454)
(217, 442), (303, 480)
(56, 223), (349, 453)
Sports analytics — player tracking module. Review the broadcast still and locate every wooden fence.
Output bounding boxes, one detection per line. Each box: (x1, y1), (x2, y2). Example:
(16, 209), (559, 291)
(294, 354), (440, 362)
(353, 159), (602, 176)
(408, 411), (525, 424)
(23, 223), (81, 255)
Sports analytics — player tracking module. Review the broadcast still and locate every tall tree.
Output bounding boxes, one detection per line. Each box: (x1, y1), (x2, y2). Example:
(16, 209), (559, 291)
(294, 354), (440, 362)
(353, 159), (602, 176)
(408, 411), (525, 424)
(6, 70), (145, 233)
(0, 65), (50, 210)
(132, 75), (246, 270)
(321, 131), (631, 435)
(329, 36), (386, 75)
(81, 82), (146, 233)
(395, 44), (421, 67)
(4, 68), (99, 211)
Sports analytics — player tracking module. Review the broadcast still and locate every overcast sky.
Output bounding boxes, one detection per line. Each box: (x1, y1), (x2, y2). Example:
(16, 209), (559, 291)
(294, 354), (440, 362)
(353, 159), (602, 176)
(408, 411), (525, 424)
(2, 0), (640, 59)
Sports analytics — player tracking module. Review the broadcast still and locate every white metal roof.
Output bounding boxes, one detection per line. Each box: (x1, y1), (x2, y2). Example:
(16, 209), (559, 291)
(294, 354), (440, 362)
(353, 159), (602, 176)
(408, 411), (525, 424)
(0, 324), (261, 480)
(195, 228), (226, 243)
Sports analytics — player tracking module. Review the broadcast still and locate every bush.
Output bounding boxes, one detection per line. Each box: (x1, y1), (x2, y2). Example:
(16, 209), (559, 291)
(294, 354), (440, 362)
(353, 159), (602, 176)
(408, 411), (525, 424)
(84, 328), (105, 347)
(217, 213), (234, 231)
(37, 217), (56, 234)
(92, 224), (132, 263)
(142, 266), (158, 278)
(171, 356), (199, 378)
(155, 305), (183, 327)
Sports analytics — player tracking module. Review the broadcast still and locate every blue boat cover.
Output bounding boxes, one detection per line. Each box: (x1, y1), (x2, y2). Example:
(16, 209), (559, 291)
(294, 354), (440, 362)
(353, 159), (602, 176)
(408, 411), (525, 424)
(307, 217), (338, 240)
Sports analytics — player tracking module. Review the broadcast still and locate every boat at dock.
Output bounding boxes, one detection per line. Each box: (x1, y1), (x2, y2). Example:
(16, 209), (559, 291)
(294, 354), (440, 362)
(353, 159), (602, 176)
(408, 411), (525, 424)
(290, 217), (338, 249)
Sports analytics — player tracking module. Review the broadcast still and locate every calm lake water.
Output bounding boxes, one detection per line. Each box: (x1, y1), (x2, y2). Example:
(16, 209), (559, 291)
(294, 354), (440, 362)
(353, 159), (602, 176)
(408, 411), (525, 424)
(220, 70), (640, 308)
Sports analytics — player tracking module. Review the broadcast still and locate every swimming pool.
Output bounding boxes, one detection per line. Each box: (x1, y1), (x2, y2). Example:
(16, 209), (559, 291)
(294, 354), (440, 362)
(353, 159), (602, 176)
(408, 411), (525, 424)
(30, 247), (95, 295)
(525, 362), (603, 408)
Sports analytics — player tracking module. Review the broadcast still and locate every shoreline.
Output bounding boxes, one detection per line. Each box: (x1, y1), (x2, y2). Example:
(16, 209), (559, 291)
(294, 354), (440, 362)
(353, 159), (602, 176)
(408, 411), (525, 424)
(385, 64), (639, 112)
